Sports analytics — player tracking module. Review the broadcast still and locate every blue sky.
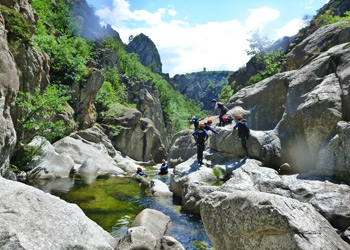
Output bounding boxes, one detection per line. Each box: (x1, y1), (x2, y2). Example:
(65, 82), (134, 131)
(86, 0), (329, 76)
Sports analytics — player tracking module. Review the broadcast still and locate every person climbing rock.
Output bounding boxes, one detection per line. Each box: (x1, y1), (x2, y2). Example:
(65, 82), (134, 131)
(204, 119), (218, 134)
(233, 115), (250, 157)
(136, 167), (147, 177)
(193, 123), (209, 165)
(190, 116), (205, 130)
(209, 99), (228, 126)
(158, 159), (168, 175)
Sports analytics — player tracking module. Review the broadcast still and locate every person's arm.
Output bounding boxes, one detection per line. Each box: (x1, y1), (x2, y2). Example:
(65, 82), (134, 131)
(207, 126), (217, 134)
(193, 130), (198, 140)
(209, 108), (217, 116)
(204, 131), (209, 141)
(233, 122), (239, 130)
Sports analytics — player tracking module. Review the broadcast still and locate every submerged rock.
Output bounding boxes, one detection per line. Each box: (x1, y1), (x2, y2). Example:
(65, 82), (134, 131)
(149, 179), (173, 197)
(201, 191), (350, 250)
(117, 226), (157, 250)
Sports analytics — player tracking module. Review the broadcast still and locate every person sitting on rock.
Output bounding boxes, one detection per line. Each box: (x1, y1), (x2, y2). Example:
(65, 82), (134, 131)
(190, 116), (205, 130)
(136, 167), (147, 177)
(209, 99), (228, 127)
(158, 159), (168, 175)
(193, 123), (209, 165)
(233, 115), (250, 157)
(204, 119), (218, 134)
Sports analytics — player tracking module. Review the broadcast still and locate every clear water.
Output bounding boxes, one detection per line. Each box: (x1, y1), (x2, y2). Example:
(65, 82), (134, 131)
(28, 171), (213, 250)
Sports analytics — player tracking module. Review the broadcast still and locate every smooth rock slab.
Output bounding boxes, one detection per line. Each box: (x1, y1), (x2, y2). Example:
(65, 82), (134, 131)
(116, 226), (156, 250)
(201, 191), (350, 250)
(131, 208), (171, 238)
(149, 179), (173, 197)
(0, 177), (117, 250)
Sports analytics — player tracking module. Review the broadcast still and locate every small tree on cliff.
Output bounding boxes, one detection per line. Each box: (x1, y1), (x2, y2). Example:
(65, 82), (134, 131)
(245, 29), (272, 56)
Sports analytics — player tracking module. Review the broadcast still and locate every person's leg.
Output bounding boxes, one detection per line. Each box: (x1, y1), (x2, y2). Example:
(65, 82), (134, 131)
(198, 143), (204, 164)
(219, 112), (223, 126)
(197, 144), (201, 163)
(241, 137), (248, 157)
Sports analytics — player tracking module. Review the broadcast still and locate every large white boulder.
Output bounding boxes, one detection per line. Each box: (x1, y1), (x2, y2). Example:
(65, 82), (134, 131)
(26, 136), (75, 179)
(201, 191), (350, 250)
(149, 179), (173, 197)
(131, 208), (171, 238)
(0, 176), (117, 249)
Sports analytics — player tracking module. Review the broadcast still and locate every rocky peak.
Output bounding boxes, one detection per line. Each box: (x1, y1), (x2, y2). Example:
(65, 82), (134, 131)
(172, 71), (232, 111)
(127, 33), (162, 73)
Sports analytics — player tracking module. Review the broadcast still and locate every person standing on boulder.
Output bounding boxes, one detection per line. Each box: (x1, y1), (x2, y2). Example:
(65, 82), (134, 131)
(233, 115), (250, 157)
(193, 123), (209, 165)
(209, 99), (228, 127)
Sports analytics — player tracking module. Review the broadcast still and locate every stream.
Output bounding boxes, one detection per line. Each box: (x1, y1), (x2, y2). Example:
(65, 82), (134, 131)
(28, 169), (213, 250)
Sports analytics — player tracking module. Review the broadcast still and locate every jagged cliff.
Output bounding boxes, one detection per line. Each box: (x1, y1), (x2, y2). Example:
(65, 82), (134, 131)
(127, 33), (162, 73)
(171, 71), (232, 110)
(1, 0), (350, 249)
(167, 1), (350, 248)
(0, 0), (205, 179)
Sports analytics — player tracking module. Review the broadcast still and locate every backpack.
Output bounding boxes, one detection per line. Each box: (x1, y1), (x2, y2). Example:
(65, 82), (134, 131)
(217, 102), (227, 111)
(195, 128), (207, 142)
(238, 120), (250, 138)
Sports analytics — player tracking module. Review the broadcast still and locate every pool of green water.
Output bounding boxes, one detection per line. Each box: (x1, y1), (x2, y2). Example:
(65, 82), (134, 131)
(28, 172), (213, 250)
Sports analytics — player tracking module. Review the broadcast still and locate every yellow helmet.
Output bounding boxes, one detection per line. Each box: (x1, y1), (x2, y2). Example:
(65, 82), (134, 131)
(199, 123), (205, 127)
(162, 159), (166, 163)
(237, 115), (243, 120)
(207, 119), (213, 124)
(137, 167), (142, 171)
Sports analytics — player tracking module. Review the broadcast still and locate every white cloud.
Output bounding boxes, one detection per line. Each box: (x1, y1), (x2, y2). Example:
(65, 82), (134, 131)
(245, 7), (280, 32)
(168, 9), (177, 16)
(95, 1), (280, 76)
(275, 18), (306, 39)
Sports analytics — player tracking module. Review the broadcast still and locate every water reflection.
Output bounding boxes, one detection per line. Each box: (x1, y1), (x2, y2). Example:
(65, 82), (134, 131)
(28, 172), (213, 250)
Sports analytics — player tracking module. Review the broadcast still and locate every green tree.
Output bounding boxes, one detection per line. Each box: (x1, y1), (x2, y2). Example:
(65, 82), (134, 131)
(16, 85), (72, 142)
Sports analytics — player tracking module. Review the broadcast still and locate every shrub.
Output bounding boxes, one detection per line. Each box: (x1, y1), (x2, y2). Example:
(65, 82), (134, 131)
(321, 10), (350, 26)
(244, 49), (286, 87)
(0, 6), (34, 45)
(16, 84), (72, 142)
(32, 0), (93, 85)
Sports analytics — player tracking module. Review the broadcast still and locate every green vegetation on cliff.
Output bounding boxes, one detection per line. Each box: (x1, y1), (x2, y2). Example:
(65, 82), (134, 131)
(29, 0), (203, 135)
(16, 85), (72, 142)
(103, 37), (204, 132)
(32, 0), (93, 85)
(0, 5), (33, 45)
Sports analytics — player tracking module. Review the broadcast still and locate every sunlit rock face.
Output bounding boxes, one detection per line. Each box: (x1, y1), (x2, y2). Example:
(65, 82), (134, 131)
(200, 191), (350, 250)
(0, 11), (19, 177)
(226, 41), (350, 177)
(0, 176), (117, 249)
